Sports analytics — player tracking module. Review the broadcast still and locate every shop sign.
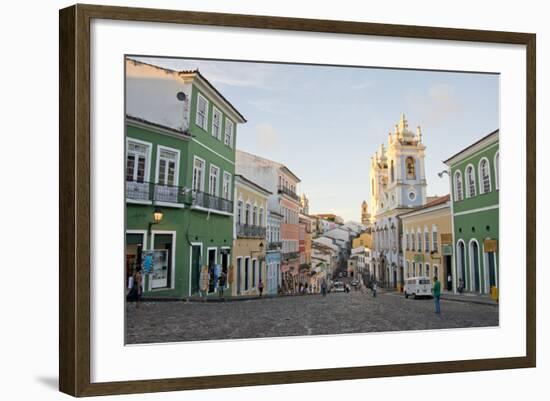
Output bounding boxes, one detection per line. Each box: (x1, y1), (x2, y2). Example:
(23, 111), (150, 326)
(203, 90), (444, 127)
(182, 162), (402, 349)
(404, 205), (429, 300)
(484, 239), (498, 253)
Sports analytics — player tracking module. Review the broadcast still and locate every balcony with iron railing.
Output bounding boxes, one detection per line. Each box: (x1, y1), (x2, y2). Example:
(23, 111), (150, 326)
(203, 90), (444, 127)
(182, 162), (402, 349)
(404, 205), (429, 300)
(236, 223), (266, 239)
(282, 251), (299, 261)
(126, 180), (187, 205)
(192, 190), (233, 214)
(267, 241), (282, 251)
(277, 185), (300, 202)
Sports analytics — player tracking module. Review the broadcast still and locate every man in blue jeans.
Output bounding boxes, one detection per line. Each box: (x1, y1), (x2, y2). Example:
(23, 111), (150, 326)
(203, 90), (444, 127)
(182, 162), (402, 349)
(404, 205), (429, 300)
(432, 276), (441, 314)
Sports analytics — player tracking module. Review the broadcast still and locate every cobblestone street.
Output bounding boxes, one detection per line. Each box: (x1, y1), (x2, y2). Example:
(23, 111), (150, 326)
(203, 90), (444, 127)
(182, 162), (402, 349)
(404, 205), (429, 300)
(125, 290), (499, 344)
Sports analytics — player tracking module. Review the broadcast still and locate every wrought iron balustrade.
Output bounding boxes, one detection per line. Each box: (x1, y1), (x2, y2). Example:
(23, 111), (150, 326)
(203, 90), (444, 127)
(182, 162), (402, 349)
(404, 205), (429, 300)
(236, 223), (266, 239)
(126, 180), (186, 204)
(277, 186), (300, 201)
(192, 190), (233, 213)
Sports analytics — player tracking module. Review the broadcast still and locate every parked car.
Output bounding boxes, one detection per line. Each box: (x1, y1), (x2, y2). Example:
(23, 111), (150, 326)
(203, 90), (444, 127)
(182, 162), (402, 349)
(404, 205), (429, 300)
(404, 277), (433, 299)
(350, 279), (359, 286)
(338, 272), (343, 278)
(332, 281), (345, 292)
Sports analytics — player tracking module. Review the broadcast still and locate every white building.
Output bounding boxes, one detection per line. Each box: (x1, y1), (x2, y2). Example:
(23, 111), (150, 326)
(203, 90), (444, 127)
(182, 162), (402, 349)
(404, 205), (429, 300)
(370, 114), (427, 288)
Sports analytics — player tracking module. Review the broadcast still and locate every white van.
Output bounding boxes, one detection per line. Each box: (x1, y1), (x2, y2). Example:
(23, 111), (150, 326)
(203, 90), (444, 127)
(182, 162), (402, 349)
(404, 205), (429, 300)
(404, 277), (433, 299)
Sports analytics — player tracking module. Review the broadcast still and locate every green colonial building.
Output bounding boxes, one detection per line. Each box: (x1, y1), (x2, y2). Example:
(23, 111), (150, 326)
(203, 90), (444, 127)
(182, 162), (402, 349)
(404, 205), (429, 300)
(125, 59), (246, 298)
(444, 130), (499, 295)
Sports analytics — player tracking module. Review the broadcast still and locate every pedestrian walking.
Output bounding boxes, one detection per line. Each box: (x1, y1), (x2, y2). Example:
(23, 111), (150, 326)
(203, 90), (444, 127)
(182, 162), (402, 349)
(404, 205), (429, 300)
(458, 278), (464, 294)
(218, 271), (226, 298)
(321, 281), (327, 296)
(372, 281), (377, 297)
(447, 273), (452, 291)
(127, 268), (142, 308)
(258, 279), (264, 297)
(432, 275), (441, 314)
(199, 265), (210, 301)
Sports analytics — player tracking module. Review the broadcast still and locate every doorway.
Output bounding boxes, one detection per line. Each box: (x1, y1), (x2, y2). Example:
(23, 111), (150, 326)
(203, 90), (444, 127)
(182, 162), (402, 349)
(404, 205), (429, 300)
(445, 255), (452, 291)
(191, 245), (201, 295)
(208, 248), (217, 292)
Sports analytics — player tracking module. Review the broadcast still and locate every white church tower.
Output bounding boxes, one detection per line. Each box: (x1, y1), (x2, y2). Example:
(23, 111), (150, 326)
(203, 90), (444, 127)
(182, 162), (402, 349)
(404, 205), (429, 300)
(369, 114), (427, 288)
(370, 113), (427, 216)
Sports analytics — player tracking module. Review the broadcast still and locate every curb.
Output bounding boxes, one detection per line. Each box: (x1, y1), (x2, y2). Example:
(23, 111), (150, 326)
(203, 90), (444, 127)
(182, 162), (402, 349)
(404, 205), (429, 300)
(139, 292), (324, 303)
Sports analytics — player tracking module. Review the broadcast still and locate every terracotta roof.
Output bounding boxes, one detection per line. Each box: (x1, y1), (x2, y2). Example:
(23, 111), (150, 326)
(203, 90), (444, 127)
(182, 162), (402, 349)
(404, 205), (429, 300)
(400, 194), (450, 217)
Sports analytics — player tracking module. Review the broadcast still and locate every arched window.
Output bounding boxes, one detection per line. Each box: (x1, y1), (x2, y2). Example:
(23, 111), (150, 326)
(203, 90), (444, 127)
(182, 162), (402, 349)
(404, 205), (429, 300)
(390, 160), (395, 182)
(253, 206), (258, 226)
(245, 203), (251, 225)
(424, 227), (430, 253)
(495, 151), (500, 190)
(454, 171), (463, 201)
(432, 225), (439, 253)
(259, 208), (264, 227)
(406, 157), (416, 180)
(237, 201), (243, 224)
(466, 165), (476, 198)
(479, 158), (492, 194)
(417, 230), (422, 252)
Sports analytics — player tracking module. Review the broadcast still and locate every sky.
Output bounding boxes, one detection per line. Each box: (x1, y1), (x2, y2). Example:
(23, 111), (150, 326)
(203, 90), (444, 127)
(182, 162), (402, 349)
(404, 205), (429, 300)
(132, 56), (499, 222)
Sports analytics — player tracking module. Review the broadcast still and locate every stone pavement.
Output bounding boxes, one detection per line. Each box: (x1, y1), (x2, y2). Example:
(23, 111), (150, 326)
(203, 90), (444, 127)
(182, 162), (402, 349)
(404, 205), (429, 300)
(126, 289), (499, 344)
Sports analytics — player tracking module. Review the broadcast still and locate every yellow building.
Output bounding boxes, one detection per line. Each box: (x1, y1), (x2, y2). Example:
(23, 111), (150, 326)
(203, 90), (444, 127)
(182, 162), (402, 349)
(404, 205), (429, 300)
(400, 195), (454, 291)
(352, 231), (373, 250)
(231, 175), (271, 296)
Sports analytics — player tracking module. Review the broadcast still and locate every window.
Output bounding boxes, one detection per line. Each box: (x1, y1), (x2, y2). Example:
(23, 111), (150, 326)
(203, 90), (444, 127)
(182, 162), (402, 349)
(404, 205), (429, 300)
(245, 203), (251, 225)
(222, 172), (232, 200)
(479, 158), (492, 194)
(411, 230), (415, 251)
(454, 171), (463, 201)
(426, 264), (430, 279)
(259, 208), (264, 227)
(417, 230), (422, 252)
(424, 229), (430, 253)
(466, 165), (476, 198)
(406, 157), (416, 180)
(212, 107), (222, 139)
(209, 165), (220, 196)
(432, 226), (439, 253)
(237, 201), (243, 224)
(495, 151), (500, 190)
(224, 118), (234, 147)
(390, 160), (395, 182)
(126, 140), (150, 183)
(196, 93), (209, 130)
(253, 206), (258, 226)
(157, 148), (178, 186)
(192, 157), (205, 192)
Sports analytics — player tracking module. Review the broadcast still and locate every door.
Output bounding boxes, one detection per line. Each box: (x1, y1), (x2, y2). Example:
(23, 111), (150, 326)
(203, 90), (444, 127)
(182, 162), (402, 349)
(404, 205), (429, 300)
(445, 255), (453, 290)
(208, 249), (217, 292)
(237, 258), (242, 294)
(487, 252), (497, 288)
(471, 241), (480, 292)
(191, 245), (201, 294)
(152, 234), (172, 289)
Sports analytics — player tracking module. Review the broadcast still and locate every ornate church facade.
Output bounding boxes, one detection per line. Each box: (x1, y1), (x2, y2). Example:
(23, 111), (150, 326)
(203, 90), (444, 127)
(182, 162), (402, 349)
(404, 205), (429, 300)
(370, 114), (427, 288)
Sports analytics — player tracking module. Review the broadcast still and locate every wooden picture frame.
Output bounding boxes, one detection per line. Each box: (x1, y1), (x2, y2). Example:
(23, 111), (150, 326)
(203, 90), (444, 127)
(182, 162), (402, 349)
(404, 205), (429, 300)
(59, 3), (536, 397)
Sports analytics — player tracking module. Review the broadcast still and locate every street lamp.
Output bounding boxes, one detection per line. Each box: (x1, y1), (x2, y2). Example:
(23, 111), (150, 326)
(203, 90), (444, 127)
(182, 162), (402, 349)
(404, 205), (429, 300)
(148, 206), (163, 236)
(251, 242), (264, 258)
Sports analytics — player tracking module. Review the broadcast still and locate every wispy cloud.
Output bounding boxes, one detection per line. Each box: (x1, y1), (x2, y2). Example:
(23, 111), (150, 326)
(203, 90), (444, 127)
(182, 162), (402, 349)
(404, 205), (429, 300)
(406, 83), (463, 126)
(350, 81), (374, 90)
(255, 123), (280, 151)
(130, 57), (287, 91)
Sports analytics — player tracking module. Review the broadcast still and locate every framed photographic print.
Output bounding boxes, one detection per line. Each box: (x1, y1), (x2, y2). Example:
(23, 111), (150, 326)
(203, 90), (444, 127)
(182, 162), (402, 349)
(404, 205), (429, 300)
(59, 4), (536, 397)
